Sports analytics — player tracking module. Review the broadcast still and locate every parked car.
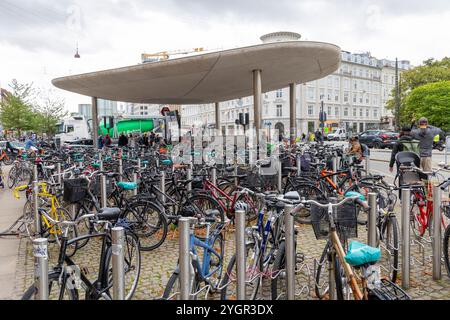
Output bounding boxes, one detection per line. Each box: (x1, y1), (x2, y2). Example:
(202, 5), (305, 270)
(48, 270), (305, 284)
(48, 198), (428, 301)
(327, 128), (348, 141)
(358, 130), (399, 149)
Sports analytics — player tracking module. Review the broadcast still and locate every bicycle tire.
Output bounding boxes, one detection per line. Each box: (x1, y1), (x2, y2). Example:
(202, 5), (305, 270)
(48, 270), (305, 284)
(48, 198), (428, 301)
(443, 225), (450, 278)
(314, 240), (332, 299)
(21, 272), (78, 300)
(163, 271), (200, 300)
(381, 215), (399, 282)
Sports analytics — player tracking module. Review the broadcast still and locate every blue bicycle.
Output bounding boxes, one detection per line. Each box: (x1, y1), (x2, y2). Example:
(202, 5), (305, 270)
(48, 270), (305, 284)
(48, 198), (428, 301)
(162, 211), (225, 300)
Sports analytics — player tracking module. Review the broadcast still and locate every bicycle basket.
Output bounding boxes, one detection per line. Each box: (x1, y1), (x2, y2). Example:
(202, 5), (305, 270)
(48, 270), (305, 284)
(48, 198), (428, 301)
(368, 279), (411, 300)
(191, 177), (203, 189)
(310, 202), (358, 240)
(63, 178), (88, 203)
(399, 170), (422, 186)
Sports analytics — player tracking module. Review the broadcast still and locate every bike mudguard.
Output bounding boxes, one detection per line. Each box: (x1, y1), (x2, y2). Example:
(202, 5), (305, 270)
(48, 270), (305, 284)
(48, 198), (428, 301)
(344, 241), (381, 267)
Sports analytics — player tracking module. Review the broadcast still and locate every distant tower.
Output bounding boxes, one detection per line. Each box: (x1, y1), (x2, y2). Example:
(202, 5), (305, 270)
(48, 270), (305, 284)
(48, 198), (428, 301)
(260, 31), (301, 43)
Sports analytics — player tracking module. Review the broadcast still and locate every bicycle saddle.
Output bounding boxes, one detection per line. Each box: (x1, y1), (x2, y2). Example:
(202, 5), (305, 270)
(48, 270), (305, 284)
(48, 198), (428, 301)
(284, 191), (300, 201)
(98, 207), (121, 221)
(344, 241), (381, 267)
(117, 182), (138, 190)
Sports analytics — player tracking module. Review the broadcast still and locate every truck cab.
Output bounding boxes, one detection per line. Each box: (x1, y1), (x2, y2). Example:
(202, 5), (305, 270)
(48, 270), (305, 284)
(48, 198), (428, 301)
(55, 116), (91, 144)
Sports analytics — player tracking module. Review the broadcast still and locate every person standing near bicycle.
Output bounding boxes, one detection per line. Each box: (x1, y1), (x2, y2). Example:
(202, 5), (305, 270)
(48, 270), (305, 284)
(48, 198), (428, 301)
(410, 117), (444, 172)
(388, 126), (420, 173)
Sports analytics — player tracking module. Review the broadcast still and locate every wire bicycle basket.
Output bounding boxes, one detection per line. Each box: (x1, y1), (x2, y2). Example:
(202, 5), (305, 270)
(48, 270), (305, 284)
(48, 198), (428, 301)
(310, 202), (358, 240)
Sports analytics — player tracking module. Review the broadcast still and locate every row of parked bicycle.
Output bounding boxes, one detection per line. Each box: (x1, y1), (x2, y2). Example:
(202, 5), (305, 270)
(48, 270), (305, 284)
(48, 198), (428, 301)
(1, 141), (449, 300)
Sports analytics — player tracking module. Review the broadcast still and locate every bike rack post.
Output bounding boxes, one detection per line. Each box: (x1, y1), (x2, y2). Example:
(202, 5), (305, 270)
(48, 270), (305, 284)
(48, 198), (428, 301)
(33, 238), (48, 300)
(33, 165), (40, 234)
(211, 167), (217, 186)
(284, 204), (295, 300)
(235, 209), (246, 300)
(159, 170), (166, 204)
(278, 160), (283, 192)
(234, 162), (238, 187)
(368, 193), (377, 247)
(332, 156), (338, 185)
(432, 184), (442, 280)
(401, 188), (410, 289)
(296, 153), (302, 177)
(328, 197), (337, 300)
(186, 167), (193, 192)
(132, 170), (138, 196)
(179, 218), (192, 300)
(365, 156), (370, 177)
(118, 158), (123, 182)
(111, 227), (125, 300)
(99, 157), (108, 208)
(57, 162), (62, 185)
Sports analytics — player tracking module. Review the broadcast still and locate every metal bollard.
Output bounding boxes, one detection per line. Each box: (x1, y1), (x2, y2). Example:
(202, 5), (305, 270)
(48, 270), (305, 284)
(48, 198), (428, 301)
(365, 156), (370, 177)
(179, 218), (192, 300)
(111, 227), (125, 300)
(33, 238), (48, 300)
(234, 162), (238, 187)
(33, 165), (40, 234)
(118, 158), (123, 182)
(132, 171), (138, 196)
(278, 160), (283, 192)
(99, 160), (108, 208)
(368, 193), (377, 247)
(211, 167), (217, 186)
(432, 185), (442, 280)
(186, 168), (193, 192)
(160, 170), (166, 205)
(332, 156), (338, 185)
(296, 154), (302, 177)
(284, 204), (295, 300)
(235, 210), (246, 300)
(401, 188), (411, 289)
(57, 162), (62, 185)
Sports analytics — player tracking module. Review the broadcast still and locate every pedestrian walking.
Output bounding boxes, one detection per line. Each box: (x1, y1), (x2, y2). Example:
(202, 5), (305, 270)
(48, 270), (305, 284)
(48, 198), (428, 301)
(104, 134), (112, 148)
(410, 117), (443, 172)
(388, 126), (420, 173)
(118, 132), (128, 147)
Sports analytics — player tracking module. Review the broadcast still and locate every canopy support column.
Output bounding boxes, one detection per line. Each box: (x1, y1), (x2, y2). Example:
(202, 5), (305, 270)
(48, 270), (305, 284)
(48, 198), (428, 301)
(92, 97), (99, 149)
(215, 102), (221, 135)
(289, 83), (296, 145)
(253, 70), (262, 147)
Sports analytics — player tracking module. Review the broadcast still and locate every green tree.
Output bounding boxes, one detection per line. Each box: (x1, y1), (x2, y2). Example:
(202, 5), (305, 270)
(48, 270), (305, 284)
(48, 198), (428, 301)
(404, 81), (450, 132)
(0, 80), (36, 135)
(387, 57), (450, 125)
(33, 93), (68, 136)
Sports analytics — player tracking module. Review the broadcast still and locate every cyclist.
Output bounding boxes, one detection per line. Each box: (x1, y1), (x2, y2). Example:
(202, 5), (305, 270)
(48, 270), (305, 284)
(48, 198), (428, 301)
(389, 126), (419, 173)
(347, 136), (362, 160)
(410, 117), (443, 172)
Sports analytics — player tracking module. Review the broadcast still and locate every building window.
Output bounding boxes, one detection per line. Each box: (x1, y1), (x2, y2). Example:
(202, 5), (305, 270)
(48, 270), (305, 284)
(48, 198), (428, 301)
(334, 77), (340, 88)
(276, 104), (282, 117)
(327, 77), (333, 87)
(327, 89), (332, 101)
(353, 108), (357, 117)
(334, 90), (339, 102)
(308, 105), (314, 116)
(374, 109), (378, 118)
(327, 106), (332, 116)
(276, 89), (283, 98)
(353, 94), (357, 103)
(264, 104), (269, 115)
(344, 92), (349, 102)
(359, 108), (363, 117)
(307, 87), (315, 101)
(344, 107), (349, 116)
(319, 88), (325, 100)
(353, 80), (357, 90)
(344, 78), (350, 89)
(335, 107), (339, 117)
(359, 94), (363, 103)
(366, 109), (369, 117)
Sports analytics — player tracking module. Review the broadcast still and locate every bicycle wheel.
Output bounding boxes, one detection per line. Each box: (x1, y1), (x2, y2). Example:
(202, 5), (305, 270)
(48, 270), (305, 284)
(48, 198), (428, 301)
(104, 231), (141, 300)
(123, 200), (168, 251)
(21, 272), (79, 300)
(290, 183), (326, 225)
(381, 215), (399, 282)
(444, 225), (450, 278)
(181, 194), (224, 237)
(7, 166), (17, 189)
(314, 241), (332, 299)
(410, 192), (426, 238)
(162, 270), (200, 300)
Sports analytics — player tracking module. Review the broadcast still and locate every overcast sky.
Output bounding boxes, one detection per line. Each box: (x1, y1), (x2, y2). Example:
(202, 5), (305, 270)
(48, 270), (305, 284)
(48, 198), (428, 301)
(1, 0), (449, 112)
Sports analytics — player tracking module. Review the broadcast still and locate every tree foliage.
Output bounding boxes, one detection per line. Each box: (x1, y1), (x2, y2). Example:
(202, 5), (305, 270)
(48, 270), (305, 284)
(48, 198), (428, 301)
(0, 80), (67, 136)
(387, 57), (450, 125)
(404, 81), (450, 132)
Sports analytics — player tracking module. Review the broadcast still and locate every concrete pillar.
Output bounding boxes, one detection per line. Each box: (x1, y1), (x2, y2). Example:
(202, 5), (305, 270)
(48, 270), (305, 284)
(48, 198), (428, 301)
(253, 70), (262, 146)
(92, 97), (99, 149)
(289, 83), (296, 145)
(215, 102), (220, 136)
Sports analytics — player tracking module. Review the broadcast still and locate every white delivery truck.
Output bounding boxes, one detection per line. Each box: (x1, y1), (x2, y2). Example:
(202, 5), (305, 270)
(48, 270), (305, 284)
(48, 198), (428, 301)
(55, 115), (91, 144)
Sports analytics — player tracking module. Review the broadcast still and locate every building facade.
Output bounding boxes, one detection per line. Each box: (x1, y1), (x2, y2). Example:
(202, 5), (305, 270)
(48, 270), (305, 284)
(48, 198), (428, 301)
(180, 34), (411, 136)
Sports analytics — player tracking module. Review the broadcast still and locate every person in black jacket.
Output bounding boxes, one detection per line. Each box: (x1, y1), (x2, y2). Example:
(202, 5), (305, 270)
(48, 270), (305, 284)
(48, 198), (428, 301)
(389, 126), (419, 173)
(118, 133), (128, 147)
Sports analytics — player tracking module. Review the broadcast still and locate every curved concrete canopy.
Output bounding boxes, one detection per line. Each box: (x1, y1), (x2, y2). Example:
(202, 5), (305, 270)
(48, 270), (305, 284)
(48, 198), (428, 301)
(52, 41), (341, 104)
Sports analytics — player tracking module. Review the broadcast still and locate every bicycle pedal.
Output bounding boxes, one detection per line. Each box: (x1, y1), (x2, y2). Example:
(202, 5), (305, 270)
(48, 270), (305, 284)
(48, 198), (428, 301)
(296, 253), (305, 264)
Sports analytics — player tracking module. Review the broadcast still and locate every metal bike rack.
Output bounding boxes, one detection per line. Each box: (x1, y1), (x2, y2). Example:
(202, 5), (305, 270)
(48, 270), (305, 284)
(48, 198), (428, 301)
(368, 193), (377, 247)
(32, 165), (40, 234)
(401, 188), (411, 289)
(160, 170), (166, 205)
(235, 209), (246, 300)
(56, 162), (62, 185)
(99, 156), (108, 208)
(365, 156), (370, 177)
(432, 184), (442, 280)
(187, 168), (193, 192)
(111, 227), (125, 300)
(211, 167), (217, 186)
(296, 153), (302, 177)
(179, 218), (192, 300)
(284, 204), (295, 300)
(33, 238), (48, 300)
(118, 158), (123, 182)
(278, 160), (283, 192)
(332, 156), (338, 185)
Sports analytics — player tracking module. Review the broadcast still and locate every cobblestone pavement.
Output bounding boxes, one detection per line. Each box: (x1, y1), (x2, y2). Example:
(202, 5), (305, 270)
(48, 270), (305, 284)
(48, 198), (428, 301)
(10, 209), (450, 300)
